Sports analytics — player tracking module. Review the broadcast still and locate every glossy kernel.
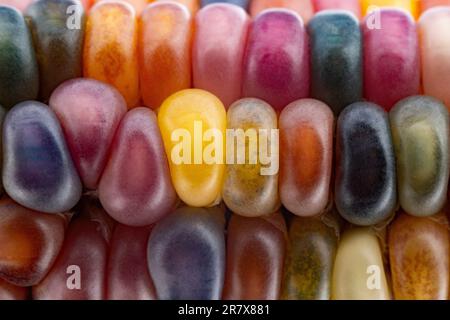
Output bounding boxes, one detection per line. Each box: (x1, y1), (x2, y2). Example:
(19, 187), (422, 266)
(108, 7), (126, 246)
(25, 0), (86, 101)
(363, 9), (420, 111)
(281, 216), (338, 300)
(193, 3), (249, 108)
(99, 107), (177, 226)
(106, 224), (156, 300)
(223, 212), (287, 300)
(0, 197), (66, 287)
(242, 9), (310, 112)
(223, 98), (280, 217)
(33, 197), (114, 300)
(84, 1), (139, 108)
(309, 11), (362, 115)
(279, 99), (334, 217)
(49, 78), (127, 190)
(147, 206), (226, 300)
(390, 96), (450, 217)
(0, 6), (38, 109)
(332, 228), (390, 300)
(158, 89), (226, 207)
(335, 102), (397, 226)
(389, 212), (449, 300)
(139, 2), (193, 109)
(3, 101), (82, 213)
(419, 7), (450, 110)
